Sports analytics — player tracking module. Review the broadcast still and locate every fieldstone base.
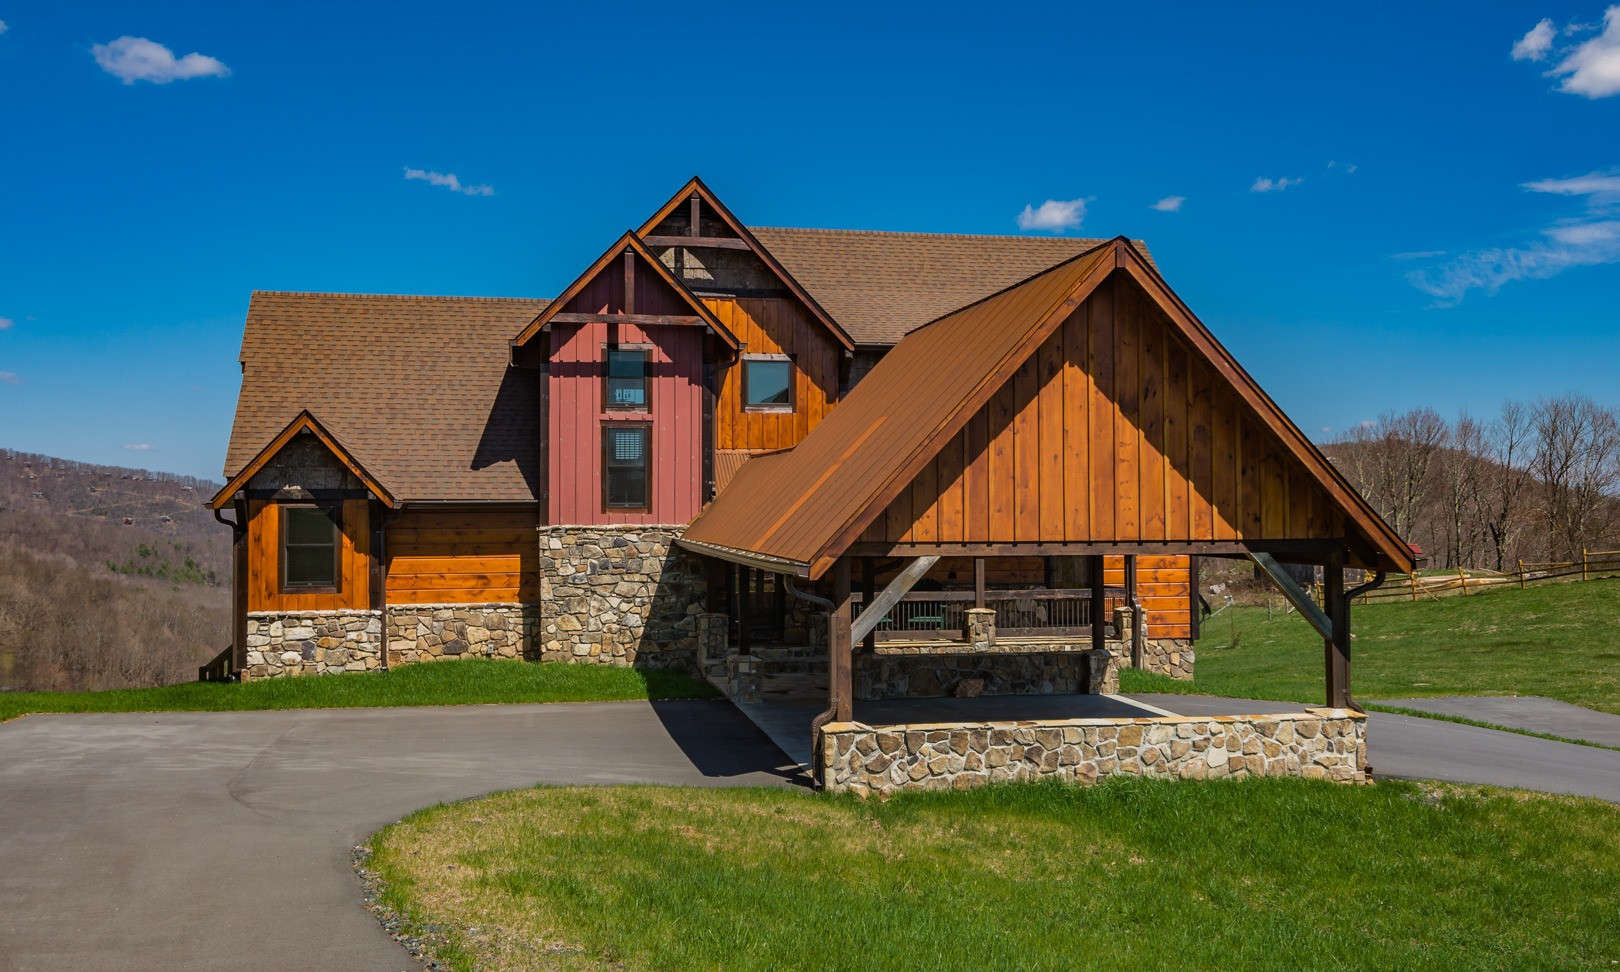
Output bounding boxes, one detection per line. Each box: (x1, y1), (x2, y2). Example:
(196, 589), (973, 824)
(243, 610), (382, 679)
(385, 604), (537, 667)
(822, 708), (1367, 796)
(1139, 639), (1195, 680)
(538, 525), (707, 669)
(854, 644), (1119, 700)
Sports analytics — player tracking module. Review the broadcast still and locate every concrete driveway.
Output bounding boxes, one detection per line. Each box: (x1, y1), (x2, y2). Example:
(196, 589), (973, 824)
(0, 701), (800, 972)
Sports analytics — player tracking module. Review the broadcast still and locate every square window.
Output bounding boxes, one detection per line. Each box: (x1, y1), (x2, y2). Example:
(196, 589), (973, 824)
(281, 505), (339, 591)
(742, 357), (793, 411)
(603, 424), (651, 510)
(605, 347), (650, 411)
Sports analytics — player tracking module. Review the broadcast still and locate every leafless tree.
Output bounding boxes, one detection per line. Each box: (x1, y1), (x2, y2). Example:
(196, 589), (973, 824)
(1532, 395), (1620, 560)
(1478, 400), (1535, 571)
(1337, 408), (1448, 541)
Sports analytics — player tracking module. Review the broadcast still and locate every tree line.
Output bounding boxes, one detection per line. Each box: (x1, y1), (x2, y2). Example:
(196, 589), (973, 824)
(1326, 394), (1620, 570)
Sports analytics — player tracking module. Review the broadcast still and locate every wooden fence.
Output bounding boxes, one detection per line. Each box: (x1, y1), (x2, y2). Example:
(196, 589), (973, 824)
(1358, 548), (1620, 603)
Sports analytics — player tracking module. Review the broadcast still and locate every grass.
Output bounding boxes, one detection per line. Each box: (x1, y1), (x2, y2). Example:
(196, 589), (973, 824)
(1119, 577), (1620, 716)
(365, 778), (1620, 971)
(0, 659), (717, 722)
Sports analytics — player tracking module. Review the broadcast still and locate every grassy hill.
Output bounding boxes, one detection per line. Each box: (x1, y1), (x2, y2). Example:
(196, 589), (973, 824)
(0, 449), (229, 692)
(1125, 578), (1620, 715)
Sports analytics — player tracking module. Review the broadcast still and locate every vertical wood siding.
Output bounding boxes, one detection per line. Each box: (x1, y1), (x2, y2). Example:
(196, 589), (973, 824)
(860, 273), (1344, 551)
(245, 498), (370, 612)
(385, 509), (538, 603)
(704, 297), (840, 451)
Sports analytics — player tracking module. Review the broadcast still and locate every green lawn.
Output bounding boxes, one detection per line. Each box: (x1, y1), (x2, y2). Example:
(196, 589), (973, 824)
(365, 778), (1620, 971)
(1120, 578), (1620, 715)
(0, 659), (717, 722)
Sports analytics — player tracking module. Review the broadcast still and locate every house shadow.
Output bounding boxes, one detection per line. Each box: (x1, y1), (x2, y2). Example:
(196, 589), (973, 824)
(471, 366), (541, 499)
(646, 696), (810, 787)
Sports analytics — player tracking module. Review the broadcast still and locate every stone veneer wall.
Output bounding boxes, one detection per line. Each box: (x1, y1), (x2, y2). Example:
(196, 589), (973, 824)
(822, 709), (1366, 796)
(854, 645), (1118, 700)
(1139, 639), (1195, 680)
(384, 604), (537, 667)
(538, 525), (707, 669)
(244, 610), (382, 679)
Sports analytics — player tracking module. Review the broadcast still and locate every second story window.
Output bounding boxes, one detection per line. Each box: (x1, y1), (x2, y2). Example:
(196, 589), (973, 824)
(604, 346), (650, 411)
(742, 354), (793, 412)
(603, 424), (651, 511)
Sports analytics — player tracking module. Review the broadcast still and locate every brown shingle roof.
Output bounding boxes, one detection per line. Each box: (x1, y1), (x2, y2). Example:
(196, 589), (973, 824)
(225, 292), (548, 503)
(748, 226), (1154, 346)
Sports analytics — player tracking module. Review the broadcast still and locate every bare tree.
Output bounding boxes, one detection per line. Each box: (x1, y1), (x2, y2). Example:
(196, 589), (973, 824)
(1478, 400), (1535, 571)
(1532, 395), (1620, 560)
(1338, 408), (1448, 541)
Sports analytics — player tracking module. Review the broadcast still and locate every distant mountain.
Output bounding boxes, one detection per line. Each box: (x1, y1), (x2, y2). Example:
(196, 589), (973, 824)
(0, 449), (229, 692)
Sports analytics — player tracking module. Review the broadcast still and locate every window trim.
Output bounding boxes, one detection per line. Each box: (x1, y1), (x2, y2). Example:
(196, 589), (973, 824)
(601, 422), (653, 513)
(602, 343), (652, 413)
(740, 353), (795, 413)
(279, 502), (341, 594)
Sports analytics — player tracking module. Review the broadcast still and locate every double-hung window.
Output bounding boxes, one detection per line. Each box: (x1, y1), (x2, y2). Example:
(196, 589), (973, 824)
(604, 346), (650, 411)
(280, 504), (340, 592)
(603, 424), (651, 511)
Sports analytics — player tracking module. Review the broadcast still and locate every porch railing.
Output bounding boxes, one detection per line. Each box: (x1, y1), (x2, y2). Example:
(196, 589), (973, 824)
(852, 588), (1122, 641)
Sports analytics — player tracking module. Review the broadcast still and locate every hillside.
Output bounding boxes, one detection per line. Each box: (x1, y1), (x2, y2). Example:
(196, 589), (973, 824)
(0, 449), (230, 692)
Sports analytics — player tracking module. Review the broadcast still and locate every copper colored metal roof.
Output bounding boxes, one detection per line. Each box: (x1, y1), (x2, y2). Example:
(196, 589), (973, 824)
(225, 291), (547, 503)
(748, 226), (1154, 346)
(679, 244), (1117, 577)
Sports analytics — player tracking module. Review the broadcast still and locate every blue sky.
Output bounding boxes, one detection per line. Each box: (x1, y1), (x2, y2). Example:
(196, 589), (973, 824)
(1, 1), (1617, 480)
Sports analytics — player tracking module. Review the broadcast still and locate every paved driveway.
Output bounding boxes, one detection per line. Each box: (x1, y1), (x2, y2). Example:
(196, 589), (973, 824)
(0, 701), (800, 972)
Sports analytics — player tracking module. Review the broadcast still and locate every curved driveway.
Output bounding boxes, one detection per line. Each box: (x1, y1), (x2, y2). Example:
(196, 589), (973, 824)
(0, 701), (799, 972)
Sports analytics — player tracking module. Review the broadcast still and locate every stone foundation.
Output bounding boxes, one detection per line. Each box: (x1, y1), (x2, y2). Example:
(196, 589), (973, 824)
(538, 525), (707, 669)
(1139, 639), (1195, 680)
(822, 708), (1367, 796)
(854, 644), (1118, 700)
(243, 610), (382, 679)
(385, 604), (537, 667)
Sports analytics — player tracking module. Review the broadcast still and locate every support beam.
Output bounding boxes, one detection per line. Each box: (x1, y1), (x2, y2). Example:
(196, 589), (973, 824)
(1248, 552), (1333, 639)
(1324, 549), (1351, 709)
(861, 559), (876, 652)
(623, 250), (636, 316)
(642, 234), (752, 250)
(973, 557), (986, 609)
(1088, 555), (1107, 656)
(828, 558), (853, 722)
(1124, 554), (1141, 668)
(546, 312), (705, 327)
(850, 555), (940, 645)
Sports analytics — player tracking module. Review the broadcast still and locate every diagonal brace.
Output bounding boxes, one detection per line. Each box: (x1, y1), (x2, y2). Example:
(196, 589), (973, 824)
(850, 555), (940, 645)
(1248, 552), (1333, 640)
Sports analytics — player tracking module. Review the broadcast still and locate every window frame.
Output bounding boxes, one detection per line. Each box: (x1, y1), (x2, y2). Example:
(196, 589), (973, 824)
(278, 502), (342, 594)
(601, 422), (653, 513)
(602, 343), (653, 413)
(740, 353), (795, 413)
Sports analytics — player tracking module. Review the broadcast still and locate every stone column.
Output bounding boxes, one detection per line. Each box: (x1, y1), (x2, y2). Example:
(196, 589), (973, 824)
(964, 607), (996, 649)
(696, 612), (728, 672)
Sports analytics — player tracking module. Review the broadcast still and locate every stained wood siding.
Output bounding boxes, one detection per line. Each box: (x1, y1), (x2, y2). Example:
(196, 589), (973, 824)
(1104, 555), (1193, 640)
(245, 498), (370, 612)
(704, 297), (840, 451)
(385, 509), (538, 603)
(861, 274), (1344, 549)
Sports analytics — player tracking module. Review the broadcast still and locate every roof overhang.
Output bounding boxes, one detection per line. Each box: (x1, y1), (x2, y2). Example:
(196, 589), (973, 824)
(209, 409), (398, 510)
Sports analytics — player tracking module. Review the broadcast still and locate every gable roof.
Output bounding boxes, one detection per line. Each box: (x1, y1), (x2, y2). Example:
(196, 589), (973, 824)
(223, 291), (546, 504)
(211, 409), (396, 509)
(637, 178), (856, 351)
(679, 239), (1415, 578)
(748, 226), (1154, 346)
(510, 230), (740, 350)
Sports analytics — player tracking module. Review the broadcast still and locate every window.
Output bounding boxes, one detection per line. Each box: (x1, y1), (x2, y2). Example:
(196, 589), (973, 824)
(603, 424), (651, 511)
(604, 347), (650, 411)
(741, 355), (793, 411)
(281, 504), (339, 592)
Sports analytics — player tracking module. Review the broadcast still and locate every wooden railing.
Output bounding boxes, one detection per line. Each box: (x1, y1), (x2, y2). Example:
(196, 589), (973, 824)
(197, 646), (235, 683)
(852, 588), (1120, 641)
(1359, 548), (1620, 603)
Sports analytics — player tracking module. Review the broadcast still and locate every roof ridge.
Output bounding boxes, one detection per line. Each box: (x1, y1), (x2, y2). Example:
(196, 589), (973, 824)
(749, 225), (1126, 244)
(250, 290), (550, 303)
(901, 239), (1117, 339)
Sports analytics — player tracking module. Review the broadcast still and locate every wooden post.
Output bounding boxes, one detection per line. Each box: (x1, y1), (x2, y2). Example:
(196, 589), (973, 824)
(1324, 549), (1350, 709)
(1410, 571), (1418, 602)
(735, 566), (751, 656)
(1123, 554), (1140, 667)
(1583, 548), (1590, 582)
(861, 558), (876, 653)
(231, 500), (249, 674)
(828, 558), (853, 723)
(973, 557), (986, 609)
(1518, 559), (1526, 590)
(1088, 555), (1107, 656)
(1458, 566), (1468, 596)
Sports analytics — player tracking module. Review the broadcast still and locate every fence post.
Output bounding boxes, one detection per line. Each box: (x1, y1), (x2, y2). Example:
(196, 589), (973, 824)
(1410, 572), (1418, 602)
(1458, 566), (1468, 595)
(1518, 559), (1526, 590)
(1583, 548), (1590, 582)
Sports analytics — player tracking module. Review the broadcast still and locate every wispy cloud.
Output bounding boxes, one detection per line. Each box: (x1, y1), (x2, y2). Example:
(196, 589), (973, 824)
(1549, 6), (1620, 96)
(1512, 18), (1557, 60)
(92, 36), (229, 85)
(0, 372), (19, 385)
(1250, 176), (1303, 193)
(0, 317), (13, 330)
(1326, 160), (1359, 174)
(1015, 198), (1086, 233)
(1390, 249), (1447, 260)
(123, 443), (154, 452)
(0, 20), (9, 36)
(403, 167), (494, 197)
(1150, 195), (1185, 212)
(1405, 169), (1620, 304)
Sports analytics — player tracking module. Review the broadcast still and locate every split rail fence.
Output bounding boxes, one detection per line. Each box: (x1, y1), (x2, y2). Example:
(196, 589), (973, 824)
(1357, 548), (1620, 603)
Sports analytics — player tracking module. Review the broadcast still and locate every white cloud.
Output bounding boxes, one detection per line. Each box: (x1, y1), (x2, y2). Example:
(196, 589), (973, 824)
(0, 372), (18, 385)
(1250, 176), (1302, 193)
(1327, 160), (1359, 174)
(1543, 219), (1620, 244)
(403, 166), (494, 197)
(1512, 18), (1557, 60)
(0, 20), (9, 35)
(0, 317), (12, 330)
(1016, 198), (1086, 233)
(1150, 195), (1185, 212)
(1522, 170), (1620, 201)
(1390, 249), (1448, 260)
(123, 443), (154, 452)
(92, 36), (229, 85)
(1548, 6), (1620, 96)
